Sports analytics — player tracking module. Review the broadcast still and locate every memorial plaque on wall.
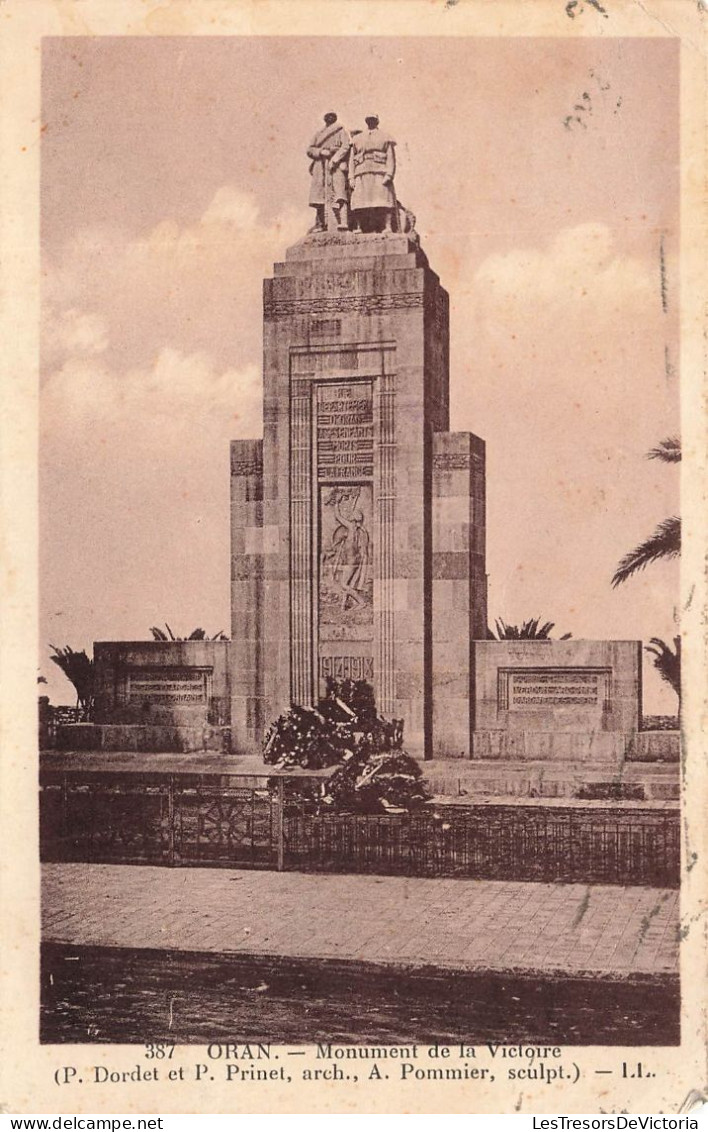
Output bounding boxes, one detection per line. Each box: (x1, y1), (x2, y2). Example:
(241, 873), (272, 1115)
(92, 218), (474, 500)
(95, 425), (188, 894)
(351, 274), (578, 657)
(316, 381), (373, 481)
(498, 668), (611, 710)
(126, 667), (209, 705)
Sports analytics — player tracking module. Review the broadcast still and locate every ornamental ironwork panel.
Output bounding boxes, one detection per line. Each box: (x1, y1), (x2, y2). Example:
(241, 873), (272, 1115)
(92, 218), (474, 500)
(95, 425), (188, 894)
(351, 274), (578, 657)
(172, 785), (275, 866)
(39, 770), (679, 887)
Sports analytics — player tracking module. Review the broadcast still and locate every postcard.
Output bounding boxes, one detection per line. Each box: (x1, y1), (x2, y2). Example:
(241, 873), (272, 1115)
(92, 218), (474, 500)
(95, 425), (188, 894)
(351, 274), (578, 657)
(1, 0), (706, 1116)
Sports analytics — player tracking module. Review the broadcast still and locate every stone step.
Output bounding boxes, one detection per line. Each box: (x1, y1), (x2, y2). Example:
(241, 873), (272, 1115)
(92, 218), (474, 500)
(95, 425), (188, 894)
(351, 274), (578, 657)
(423, 759), (680, 802)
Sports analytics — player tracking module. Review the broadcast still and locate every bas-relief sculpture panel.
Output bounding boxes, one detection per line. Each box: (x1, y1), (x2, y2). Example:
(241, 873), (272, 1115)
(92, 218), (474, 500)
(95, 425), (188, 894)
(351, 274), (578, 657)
(316, 377), (375, 649)
(318, 483), (374, 637)
(315, 376), (375, 686)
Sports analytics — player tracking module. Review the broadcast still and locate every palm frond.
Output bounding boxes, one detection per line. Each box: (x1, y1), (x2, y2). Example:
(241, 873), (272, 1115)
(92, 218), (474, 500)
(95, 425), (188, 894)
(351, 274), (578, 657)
(647, 436), (681, 464)
(492, 618), (571, 640)
(149, 624), (227, 641)
(48, 644), (95, 716)
(533, 620), (554, 639)
(611, 517), (681, 587)
(644, 635), (681, 698)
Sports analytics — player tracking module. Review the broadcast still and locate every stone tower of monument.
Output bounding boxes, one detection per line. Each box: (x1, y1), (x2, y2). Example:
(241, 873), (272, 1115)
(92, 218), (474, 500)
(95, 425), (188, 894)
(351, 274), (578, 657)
(231, 119), (487, 759)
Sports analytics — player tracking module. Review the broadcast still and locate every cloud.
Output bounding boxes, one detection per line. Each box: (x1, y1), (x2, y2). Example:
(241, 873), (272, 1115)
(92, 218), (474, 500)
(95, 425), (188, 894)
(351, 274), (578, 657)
(42, 307), (109, 368)
(464, 220), (657, 339)
(42, 187), (307, 377)
(40, 186), (296, 692)
(451, 223), (669, 427)
(447, 222), (679, 708)
(42, 347), (262, 452)
(40, 346), (261, 656)
(470, 223), (656, 321)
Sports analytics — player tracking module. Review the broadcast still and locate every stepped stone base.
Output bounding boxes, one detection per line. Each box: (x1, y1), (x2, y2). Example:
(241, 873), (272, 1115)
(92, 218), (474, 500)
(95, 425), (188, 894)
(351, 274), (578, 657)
(423, 759), (680, 802)
(470, 730), (679, 763)
(55, 723), (231, 754)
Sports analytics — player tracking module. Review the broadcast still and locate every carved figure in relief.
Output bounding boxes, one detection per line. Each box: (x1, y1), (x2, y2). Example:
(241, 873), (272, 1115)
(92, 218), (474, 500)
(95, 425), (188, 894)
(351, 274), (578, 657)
(349, 115), (397, 233)
(307, 112), (351, 232)
(322, 486), (372, 611)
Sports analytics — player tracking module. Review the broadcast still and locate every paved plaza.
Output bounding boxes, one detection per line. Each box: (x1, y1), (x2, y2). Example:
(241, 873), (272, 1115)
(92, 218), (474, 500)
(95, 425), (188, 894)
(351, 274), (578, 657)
(42, 863), (679, 978)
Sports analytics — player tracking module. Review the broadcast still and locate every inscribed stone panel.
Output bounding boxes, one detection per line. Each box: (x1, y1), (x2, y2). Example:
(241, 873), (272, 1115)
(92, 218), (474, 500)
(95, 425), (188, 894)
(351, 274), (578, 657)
(316, 381), (373, 481)
(320, 655), (375, 682)
(497, 668), (612, 711)
(125, 668), (209, 706)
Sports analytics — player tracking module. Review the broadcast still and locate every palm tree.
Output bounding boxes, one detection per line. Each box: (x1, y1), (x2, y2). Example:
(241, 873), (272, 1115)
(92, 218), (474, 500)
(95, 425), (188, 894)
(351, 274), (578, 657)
(612, 437), (681, 587)
(647, 436), (681, 463)
(149, 624), (227, 641)
(645, 636), (680, 706)
(491, 618), (572, 640)
(49, 645), (95, 719)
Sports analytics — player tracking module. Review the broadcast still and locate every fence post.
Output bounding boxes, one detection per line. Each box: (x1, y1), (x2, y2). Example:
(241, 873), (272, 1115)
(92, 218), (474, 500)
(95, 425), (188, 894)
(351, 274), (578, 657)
(62, 773), (69, 857)
(167, 774), (175, 867)
(275, 778), (285, 871)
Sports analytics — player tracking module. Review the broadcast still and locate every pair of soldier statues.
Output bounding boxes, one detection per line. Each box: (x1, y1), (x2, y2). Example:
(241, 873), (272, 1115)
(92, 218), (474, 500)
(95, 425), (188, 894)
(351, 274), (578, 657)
(307, 112), (400, 235)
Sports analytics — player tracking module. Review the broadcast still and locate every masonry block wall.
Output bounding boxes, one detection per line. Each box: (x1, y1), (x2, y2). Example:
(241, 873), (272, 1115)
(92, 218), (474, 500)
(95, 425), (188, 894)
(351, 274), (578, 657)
(230, 438), (265, 752)
(432, 431), (488, 758)
(230, 231), (488, 758)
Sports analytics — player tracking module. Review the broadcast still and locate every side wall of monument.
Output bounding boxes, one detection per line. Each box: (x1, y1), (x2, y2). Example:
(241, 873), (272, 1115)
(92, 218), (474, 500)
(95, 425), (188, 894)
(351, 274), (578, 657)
(230, 438), (265, 752)
(470, 639), (642, 763)
(432, 431), (487, 758)
(93, 640), (232, 727)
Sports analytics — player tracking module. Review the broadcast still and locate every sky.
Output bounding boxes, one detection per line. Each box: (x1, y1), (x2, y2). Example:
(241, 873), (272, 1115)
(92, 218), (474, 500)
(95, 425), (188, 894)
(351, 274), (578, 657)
(40, 35), (680, 711)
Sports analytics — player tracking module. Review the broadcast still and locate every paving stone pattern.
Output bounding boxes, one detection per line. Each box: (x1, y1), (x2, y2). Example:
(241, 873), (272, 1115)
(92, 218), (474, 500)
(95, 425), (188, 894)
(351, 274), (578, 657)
(42, 863), (679, 978)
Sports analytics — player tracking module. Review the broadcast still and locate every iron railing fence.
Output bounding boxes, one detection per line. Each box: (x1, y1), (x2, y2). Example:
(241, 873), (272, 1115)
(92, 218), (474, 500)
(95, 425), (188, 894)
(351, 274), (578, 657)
(39, 770), (680, 887)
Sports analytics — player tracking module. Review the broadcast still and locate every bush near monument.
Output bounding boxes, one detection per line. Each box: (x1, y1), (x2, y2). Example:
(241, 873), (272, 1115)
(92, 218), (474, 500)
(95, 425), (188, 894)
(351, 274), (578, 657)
(490, 618), (572, 640)
(49, 645), (95, 721)
(263, 679), (430, 815)
(149, 624), (228, 641)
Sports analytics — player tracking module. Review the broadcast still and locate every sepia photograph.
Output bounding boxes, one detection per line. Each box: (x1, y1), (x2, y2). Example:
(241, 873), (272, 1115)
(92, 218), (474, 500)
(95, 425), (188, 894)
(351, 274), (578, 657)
(2, 0), (706, 1116)
(37, 30), (682, 1048)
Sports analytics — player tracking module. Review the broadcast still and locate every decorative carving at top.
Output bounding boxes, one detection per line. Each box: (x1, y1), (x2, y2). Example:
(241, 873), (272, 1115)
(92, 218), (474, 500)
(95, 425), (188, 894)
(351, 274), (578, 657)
(265, 291), (425, 320)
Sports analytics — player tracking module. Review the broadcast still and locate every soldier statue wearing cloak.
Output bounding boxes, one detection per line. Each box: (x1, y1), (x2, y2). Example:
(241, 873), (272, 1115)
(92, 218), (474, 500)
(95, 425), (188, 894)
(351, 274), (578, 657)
(307, 111), (351, 232)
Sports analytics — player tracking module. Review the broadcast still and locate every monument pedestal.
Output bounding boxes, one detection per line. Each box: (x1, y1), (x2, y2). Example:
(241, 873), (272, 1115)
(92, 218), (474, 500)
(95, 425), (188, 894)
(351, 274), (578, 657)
(231, 231), (487, 758)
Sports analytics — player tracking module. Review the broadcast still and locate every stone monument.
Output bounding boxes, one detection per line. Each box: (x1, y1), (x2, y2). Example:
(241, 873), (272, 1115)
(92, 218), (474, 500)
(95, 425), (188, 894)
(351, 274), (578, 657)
(56, 639), (232, 753)
(52, 116), (665, 776)
(470, 639), (642, 763)
(231, 115), (488, 758)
